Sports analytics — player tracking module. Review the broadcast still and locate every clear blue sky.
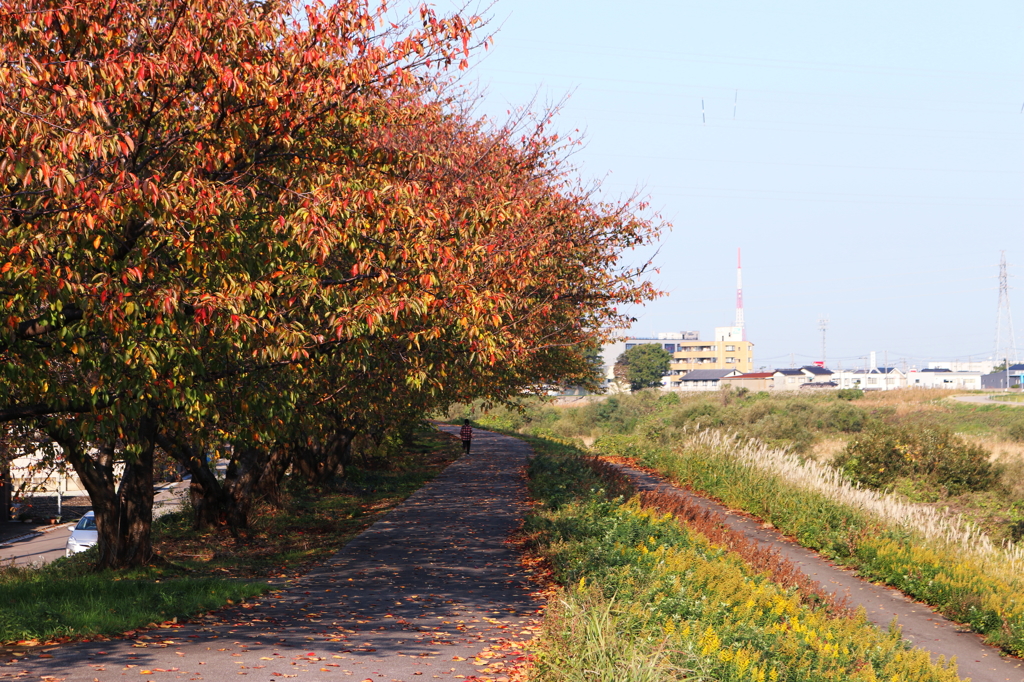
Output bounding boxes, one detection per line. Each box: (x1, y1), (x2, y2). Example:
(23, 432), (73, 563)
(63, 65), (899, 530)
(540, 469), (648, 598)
(428, 0), (1024, 369)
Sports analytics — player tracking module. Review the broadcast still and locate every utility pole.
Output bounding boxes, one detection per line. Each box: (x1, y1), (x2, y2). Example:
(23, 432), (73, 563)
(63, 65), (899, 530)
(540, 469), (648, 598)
(735, 248), (745, 339)
(996, 251), (1018, 367)
(818, 315), (829, 367)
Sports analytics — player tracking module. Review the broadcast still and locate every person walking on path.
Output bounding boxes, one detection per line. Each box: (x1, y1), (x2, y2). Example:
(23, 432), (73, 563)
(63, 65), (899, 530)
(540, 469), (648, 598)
(460, 419), (473, 453)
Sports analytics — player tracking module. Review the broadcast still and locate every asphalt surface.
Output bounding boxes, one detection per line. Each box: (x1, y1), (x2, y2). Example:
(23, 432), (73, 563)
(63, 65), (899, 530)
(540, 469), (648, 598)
(6, 428), (538, 682)
(953, 394), (1024, 407)
(609, 461), (1024, 682)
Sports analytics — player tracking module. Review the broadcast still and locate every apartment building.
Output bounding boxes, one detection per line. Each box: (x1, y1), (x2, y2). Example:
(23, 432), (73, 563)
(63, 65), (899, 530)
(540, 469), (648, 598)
(668, 326), (754, 377)
(599, 332), (700, 388)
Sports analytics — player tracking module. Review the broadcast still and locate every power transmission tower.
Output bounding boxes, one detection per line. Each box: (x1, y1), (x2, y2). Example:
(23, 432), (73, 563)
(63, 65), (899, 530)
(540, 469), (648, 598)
(818, 316), (829, 366)
(995, 251), (1018, 366)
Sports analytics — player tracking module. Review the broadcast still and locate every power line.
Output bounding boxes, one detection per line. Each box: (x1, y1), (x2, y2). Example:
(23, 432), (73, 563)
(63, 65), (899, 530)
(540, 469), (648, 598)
(995, 251), (1019, 365)
(819, 315), (829, 366)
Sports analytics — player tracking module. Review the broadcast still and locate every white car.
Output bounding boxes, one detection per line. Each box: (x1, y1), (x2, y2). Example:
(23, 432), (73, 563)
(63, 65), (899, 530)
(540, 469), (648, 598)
(65, 511), (97, 557)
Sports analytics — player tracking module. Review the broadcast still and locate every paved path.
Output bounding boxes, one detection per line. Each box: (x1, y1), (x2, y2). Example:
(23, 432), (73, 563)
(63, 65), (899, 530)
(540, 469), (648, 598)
(608, 461), (1024, 682)
(954, 394), (1024, 407)
(4, 429), (537, 682)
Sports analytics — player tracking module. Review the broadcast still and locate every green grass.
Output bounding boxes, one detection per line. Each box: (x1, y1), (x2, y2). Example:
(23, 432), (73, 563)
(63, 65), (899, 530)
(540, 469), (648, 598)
(524, 436), (962, 682)
(0, 423), (462, 644)
(594, 432), (1024, 657)
(990, 393), (1024, 403)
(0, 558), (266, 643)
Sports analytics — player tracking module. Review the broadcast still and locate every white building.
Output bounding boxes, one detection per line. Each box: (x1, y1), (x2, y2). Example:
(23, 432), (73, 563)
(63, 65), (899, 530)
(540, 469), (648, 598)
(832, 368), (907, 391)
(927, 360), (998, 374)
(675, 369), (741, 391)
(906, 369), (982, 390)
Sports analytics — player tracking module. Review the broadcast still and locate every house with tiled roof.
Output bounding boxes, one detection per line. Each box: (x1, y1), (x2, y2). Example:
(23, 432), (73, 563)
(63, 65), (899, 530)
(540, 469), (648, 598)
(770, 366), (834, 390)
(675, 369), (742, 391)
(721, 372), (774, 391)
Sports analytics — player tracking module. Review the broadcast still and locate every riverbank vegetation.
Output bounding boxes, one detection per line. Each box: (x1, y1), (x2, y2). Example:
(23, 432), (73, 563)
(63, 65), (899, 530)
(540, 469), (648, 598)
(523, 436), (962, 681)
(451, 389), (1024, 541)
(454, 390), (1024, 656)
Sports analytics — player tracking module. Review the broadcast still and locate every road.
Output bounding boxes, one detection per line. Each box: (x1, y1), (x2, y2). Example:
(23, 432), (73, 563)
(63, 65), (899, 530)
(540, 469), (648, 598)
(0, 481), (187, 566)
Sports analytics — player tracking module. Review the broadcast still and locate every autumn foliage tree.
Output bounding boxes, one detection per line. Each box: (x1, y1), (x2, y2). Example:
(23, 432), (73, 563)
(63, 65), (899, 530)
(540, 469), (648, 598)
(0, 0), (663, 568)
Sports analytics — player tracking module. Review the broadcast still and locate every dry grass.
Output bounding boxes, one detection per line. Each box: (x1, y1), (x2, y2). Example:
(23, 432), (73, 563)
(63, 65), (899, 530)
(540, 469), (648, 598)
(858, 388), (956, 416)
(686, 429), (1024, 573)
(809, 437), (848, 462)
(963, 435), (1024, 463)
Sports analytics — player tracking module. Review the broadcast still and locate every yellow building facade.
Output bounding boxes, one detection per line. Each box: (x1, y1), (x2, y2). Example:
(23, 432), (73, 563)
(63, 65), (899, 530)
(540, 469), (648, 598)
(669, 326), (754, 375)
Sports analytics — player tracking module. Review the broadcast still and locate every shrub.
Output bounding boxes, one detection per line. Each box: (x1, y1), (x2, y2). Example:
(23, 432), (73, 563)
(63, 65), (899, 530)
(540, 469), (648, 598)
(836, 423), (997, 494)
(747, 411), (814, 451)
(1008, 421), (1024, 443)
(837, 388), (864, 400)
(668, 402), (722, 430)
(818, 401), (869, 433)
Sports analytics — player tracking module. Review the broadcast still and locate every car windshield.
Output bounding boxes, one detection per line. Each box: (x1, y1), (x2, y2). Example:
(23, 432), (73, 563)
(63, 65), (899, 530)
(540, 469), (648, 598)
(75, 516), (97, 530)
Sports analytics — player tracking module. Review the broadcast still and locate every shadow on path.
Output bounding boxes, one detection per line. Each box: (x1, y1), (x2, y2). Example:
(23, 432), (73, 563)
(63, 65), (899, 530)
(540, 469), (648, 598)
(4, 428), (538, 682)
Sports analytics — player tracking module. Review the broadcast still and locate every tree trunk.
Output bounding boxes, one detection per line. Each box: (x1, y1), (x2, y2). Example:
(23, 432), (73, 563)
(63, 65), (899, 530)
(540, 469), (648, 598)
(254, 445), (290, 508)
(222, 447), (266, 531)
(293, 432), (352, 485)
(159, 428), (270, 533)
(155, 431), (232, 529)
(47, 413), (158, 569)
(114, 413), (157, 566)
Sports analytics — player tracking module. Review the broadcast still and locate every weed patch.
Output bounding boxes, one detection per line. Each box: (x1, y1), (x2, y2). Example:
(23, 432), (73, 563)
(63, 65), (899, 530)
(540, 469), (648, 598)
(596, 429), (1024, 657)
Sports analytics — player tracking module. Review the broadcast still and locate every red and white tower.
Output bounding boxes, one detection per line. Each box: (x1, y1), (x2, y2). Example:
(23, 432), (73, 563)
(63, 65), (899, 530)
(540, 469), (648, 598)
(735, 248), (745, 340)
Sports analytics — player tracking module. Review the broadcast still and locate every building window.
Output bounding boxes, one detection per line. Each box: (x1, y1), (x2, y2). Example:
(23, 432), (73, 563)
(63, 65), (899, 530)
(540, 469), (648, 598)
(726, 357), (734, 363)
(625, 344), (635, 350)
(726, 345), (735, 351)
(867, 377), (877, 385)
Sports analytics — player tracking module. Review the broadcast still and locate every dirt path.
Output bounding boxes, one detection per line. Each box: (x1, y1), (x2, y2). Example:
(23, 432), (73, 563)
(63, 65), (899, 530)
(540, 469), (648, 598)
(5, 428), (538, 682)
(607, 460), (1024, 682)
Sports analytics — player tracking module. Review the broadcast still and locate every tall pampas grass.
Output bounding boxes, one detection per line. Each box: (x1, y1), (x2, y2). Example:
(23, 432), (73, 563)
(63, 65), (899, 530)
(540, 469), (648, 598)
(685, 428), (1024, 573)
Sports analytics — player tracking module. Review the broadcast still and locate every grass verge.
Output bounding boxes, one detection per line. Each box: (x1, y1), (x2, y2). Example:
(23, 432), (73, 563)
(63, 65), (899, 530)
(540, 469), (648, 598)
(593, 430), (1024, 657)
(524, 435), (962, 682)
(0, 423), (462, 644)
